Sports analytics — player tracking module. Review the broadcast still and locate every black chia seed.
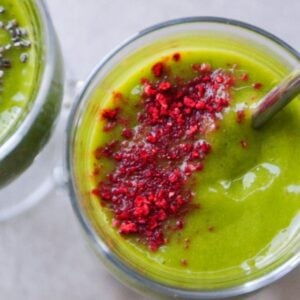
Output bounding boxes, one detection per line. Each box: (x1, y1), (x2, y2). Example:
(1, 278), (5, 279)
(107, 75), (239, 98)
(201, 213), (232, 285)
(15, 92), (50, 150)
(0, 6), (31, 91)
(20, 53), (28, 63)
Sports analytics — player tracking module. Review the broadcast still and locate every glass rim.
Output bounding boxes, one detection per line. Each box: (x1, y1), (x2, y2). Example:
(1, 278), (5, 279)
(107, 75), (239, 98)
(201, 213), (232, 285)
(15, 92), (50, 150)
(0, 0), (57, 160)
(67, 17), (300, 299)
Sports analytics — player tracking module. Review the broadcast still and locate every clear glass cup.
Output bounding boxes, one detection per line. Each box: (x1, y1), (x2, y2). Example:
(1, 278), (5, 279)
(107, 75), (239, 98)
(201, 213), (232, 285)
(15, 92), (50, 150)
(67, 17), (300, 299)
(0, 0), (64, 220)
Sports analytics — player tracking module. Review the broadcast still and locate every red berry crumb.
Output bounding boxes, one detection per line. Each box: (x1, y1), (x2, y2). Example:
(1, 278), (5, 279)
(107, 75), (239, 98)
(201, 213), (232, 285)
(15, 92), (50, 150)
(172, 52), (181, 62)
(93, 61), (235, 251)
(101, 108), (121, 131)
(240, 73), (249, 81)
(236, 110), (246, 123)
(176, 219), (184, 230)
(122, 128), (133, 139)
(119, 222), (138, 234)
(101, 108), (120, 121)
(200, 63), (212, 73)
(151, 62), (164, 78)
(159, 81), (171, 91)
(252, 82), (262, 90)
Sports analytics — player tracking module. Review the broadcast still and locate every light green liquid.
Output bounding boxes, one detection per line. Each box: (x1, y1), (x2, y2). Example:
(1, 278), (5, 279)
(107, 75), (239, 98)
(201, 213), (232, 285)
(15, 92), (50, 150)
(0, 0), (41, 144)
(73, 35), (300, 289)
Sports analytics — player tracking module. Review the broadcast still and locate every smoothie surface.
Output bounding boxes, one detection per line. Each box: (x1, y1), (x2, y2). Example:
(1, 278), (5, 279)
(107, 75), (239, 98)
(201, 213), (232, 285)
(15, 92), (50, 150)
(73, 35), (300, 288)
(0, 0), (41, 144)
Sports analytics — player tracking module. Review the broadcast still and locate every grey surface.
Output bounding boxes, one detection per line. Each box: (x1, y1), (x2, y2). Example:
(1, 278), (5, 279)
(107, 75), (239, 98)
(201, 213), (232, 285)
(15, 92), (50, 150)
(1, 0), (300, 299)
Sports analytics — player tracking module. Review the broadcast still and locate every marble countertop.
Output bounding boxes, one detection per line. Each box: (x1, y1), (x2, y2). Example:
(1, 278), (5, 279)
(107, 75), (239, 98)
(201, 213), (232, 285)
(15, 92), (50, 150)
(1, 0), (300, 299)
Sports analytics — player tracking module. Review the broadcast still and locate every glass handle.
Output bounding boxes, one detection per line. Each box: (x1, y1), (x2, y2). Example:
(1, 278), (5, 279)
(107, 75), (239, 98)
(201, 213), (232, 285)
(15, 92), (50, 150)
(51, 76), (85, 190)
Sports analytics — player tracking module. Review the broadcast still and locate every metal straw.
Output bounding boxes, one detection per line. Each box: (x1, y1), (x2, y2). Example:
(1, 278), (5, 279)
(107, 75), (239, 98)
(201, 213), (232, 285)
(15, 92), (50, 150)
(252, 69), (300, 129)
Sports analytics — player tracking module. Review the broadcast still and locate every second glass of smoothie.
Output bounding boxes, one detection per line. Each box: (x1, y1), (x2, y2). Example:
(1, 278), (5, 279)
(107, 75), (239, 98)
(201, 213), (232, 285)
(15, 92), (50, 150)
(0, 0), (64, 220)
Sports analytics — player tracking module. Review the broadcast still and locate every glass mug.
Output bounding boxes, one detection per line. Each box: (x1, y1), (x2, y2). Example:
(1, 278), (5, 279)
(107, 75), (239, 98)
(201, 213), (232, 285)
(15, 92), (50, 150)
(66, 18), (300, 299)
(0, 0), (64, 220)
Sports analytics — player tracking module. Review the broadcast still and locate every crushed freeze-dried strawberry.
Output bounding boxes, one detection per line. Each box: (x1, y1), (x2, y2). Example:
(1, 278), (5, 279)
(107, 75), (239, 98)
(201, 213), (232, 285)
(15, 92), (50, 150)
(101, 108), (120, 121)
(172, 52), (181, 62)
(240, 73), (249, 81)
(93, 60), (235, 251)
(252, 82), (262, 90)
(121, 128), (133, 139)
(236, 110), (246, 123)
(151, 62), (164, 78)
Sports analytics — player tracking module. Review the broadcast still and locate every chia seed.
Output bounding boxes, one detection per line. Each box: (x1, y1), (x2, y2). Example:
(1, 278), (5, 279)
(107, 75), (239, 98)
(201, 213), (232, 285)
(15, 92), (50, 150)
(0, 5), (31, 91)
(1, 58), (12, 68)
(20, 53), (28, 63)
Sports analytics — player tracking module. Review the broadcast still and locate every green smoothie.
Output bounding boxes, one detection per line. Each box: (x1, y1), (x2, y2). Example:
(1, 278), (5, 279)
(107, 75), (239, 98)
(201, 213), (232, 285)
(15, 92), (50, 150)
(0, 0), (41, 144)
(0, 0), (63, 187)
(73, 34), (300, 289)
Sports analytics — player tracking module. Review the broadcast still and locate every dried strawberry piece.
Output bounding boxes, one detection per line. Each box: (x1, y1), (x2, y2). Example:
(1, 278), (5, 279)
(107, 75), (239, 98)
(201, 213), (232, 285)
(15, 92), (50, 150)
(156, 93), (168, 109)
(158, 81), (171, 91)
(241, 73), (249, 81)
(176, 219), (184, 230)
(195, 101), (206, 110)
(215, 75), (224, 83)
(101, 108), (120, 121)
(151, 62), (164, 78)
(146, 132), (158, 144)
(122, 128), (133, 139)
(183, 96), (196, 108)
(94, 141), (119, 159)
(144, 83), (157, 96)
(196, 84), (205, 96)
(172, 52), (181, 62)
(236, 110), (246, 123)
(252, 82), (262, 90)
(101, 108), (122, 132)
(200, 63), (212, 73)
(133, 204), (150, 217)
(119, 222), (138, 234)
(168, 169), (181, 183)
